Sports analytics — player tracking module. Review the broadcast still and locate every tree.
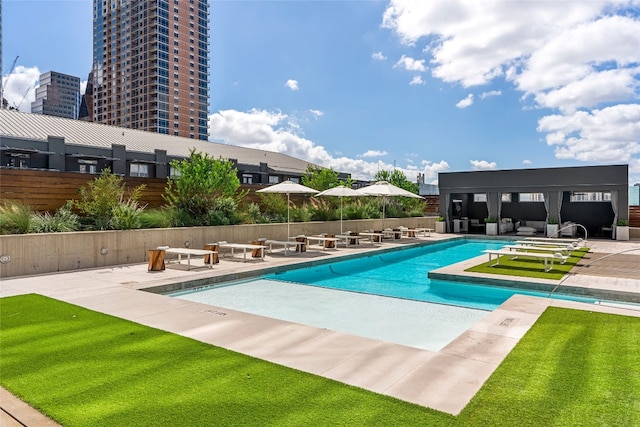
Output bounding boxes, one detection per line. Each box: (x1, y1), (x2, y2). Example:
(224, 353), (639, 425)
(163, 149), (242, 225)
(373, 169), (424, 217)
(302, 165), (352, 191)
(374, 169), (418, 194)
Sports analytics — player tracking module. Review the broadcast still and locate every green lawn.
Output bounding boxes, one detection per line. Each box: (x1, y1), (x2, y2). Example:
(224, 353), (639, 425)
(1, 294), (639, 426)
(465, 248), (590, 280)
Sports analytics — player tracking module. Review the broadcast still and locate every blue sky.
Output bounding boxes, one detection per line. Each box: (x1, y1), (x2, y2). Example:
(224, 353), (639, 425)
(2, 0), (640, 184)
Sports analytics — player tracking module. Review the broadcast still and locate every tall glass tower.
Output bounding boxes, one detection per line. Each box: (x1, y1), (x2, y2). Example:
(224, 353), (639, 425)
(31, 71), (81, 119)
(91, 0), (210, 140)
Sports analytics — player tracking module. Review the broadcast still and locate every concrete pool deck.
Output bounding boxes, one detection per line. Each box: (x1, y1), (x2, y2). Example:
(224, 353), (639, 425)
(2, 234), (640, 423)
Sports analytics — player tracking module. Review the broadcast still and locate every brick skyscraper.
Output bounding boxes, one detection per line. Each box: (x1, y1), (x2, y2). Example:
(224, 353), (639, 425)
(91, 0), (210, 140)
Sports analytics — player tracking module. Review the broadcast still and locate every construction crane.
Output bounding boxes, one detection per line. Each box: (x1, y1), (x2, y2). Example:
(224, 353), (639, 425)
(15, 86), (34, 111)
(2, 56), (20, 109)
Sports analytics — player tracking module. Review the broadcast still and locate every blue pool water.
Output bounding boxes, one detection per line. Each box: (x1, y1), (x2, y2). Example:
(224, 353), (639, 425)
(170, 239), (597, 350)
(264, 239), (595, 310)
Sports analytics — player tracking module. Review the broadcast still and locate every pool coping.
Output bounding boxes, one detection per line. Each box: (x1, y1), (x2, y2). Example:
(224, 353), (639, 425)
(2, 235), (640, 421)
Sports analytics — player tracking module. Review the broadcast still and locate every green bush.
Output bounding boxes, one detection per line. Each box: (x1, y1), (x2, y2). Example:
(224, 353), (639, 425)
(241, 203), (268, 224)
(139, 208), (173, 229)
(259, 193), (288, 219)
(109, 199), (144, 230)
(30, 202), (80, 233)
(206, 197), (241, 226)
(308, 198), (336, 221)
(383, 202), (404, 218)
(75, 169), (146, 230)
(164, 149), (242, 225)
(291, 204), (312, 222)
(0, 200), (33, 234)
(342, 199), (378, 220)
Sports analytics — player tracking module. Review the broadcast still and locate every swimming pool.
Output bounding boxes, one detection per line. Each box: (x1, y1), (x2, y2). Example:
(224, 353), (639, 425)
(170, 239), (596, 351)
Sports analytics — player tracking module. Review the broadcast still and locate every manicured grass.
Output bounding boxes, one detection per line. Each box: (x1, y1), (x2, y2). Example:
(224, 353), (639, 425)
(458, 307), (640, 426)
(465, 248), (590, 280)
(2, 294), (639, 426)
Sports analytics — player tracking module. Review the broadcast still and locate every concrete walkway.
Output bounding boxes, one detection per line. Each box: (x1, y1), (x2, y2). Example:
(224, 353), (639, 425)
(2, 235), (640, 424)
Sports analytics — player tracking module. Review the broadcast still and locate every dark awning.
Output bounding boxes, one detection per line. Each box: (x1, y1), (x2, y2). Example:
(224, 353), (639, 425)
(129, 158), (166, 165)
(0, 145), (56, 155)
(66, 153), (120, 161)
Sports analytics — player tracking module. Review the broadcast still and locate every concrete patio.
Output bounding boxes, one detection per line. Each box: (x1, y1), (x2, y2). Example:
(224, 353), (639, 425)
(2, 234), (639, 425)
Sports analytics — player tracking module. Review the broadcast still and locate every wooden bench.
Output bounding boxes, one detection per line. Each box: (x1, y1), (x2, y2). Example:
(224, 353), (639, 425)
(335, 234), (370, 246)
(264, 239), (306, 255)
(163, 247), (217, 270)
(483, 249), (567, 272)
(306, 235), (339, 250)
(215, 242), (267, 262)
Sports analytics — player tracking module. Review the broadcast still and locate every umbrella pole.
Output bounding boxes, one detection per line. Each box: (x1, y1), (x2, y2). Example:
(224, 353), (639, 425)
(340, 196), (343, 235)
(287, 192), (290, 239)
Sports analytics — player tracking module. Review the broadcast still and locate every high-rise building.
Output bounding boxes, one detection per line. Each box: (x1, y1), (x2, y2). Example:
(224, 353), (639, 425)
(1, 0), (4, 106)
(31, 71), (81, 119)
(91, 0), (210, 140)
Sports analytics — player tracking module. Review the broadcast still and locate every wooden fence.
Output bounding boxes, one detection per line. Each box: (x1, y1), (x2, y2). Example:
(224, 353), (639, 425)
(0, 169), (334, 212)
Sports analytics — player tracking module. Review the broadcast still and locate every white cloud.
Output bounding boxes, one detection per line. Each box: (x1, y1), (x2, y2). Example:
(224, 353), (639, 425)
(284, 79), (299, 91)
(470, 160), (498, 171)
(480, 90), (501, 99)
(372, 51), (387, 61)
(359, 150), (388, 158)
(393, 55), (426, 72)
(2, 65), (40, 112)
(537, 104), (640, 163)
(309, 109), (324, 118)
(456, 94), (474, 109)
(530, 68), (639, 114)
(522, 159), (532, 165)
(383, 0), (603, 87)
(409, 75), (424, 85)
(209, 108), (449, 181)
(382, 0), (640, 177)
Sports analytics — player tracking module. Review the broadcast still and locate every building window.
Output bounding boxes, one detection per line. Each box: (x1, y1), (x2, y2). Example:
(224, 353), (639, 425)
(169, 167), (181, 179)
(570, 192), (611, 202)
(8, 154), (30, 169)
(473, 193), (487, 203)
(268, 176), (279, 184)
(289, 177), (300, 184)
(78, 159), (98, 174)
(242, 174), (253, 184)
(519, 193), (545, 202)
(130, 163), (149, 177)
(501, 193), (512, 202)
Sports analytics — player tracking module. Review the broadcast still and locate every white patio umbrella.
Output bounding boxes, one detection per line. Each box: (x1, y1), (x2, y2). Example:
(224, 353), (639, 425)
(315, 185), (365, 234)
(356, 181), (423, 220)
(256, 180), (319, 238)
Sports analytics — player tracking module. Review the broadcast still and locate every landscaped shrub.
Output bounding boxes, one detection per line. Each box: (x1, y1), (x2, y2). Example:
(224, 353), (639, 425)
(291, 204), (312, 223)
(163, 149), (243, 226)
(384, 202), (404, 218)
(75, 169), (146, 230)
(0, 200), (33, 234)
(258, 193), (288, 223)
(343, 199), (379, 220)
(308, 198), (336, 221)
(109, 199), (144, 230)
(206, 197), (241, 226)
(30, 202), (80, 233)
(240, 202), (269, 224)
(139, 208), (173, 229)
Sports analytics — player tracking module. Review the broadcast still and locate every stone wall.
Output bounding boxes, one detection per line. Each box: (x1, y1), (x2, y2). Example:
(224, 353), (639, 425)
(0, 217), (436, 278)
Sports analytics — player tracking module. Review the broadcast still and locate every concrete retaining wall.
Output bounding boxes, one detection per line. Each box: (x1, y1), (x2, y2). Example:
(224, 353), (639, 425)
(0, 217), (435, 278)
